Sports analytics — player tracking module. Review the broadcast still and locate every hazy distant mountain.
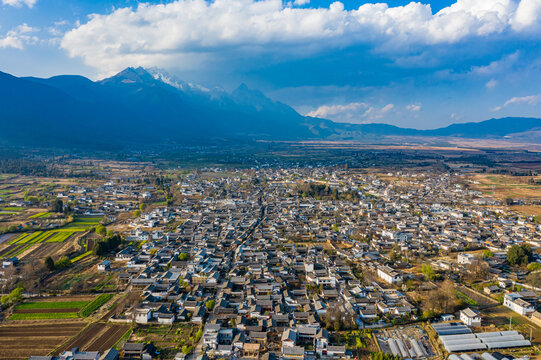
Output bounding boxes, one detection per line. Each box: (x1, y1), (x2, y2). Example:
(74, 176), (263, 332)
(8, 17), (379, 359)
(0, 67), (540, 150)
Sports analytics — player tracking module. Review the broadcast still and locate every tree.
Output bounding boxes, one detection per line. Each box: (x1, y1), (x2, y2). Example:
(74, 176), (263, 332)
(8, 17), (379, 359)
(139, 203), (147, 211)
(51, 199), (64, 213)
(45, 256), (55, 271)
(95, 224), (107, 237)
(94, 234), (122, 256)
(133, 210), (141, 218)
(1, 283), (24, 306)
(482, 250), (494, 258)
(421, 264), (435, 280)
(181, 345), (193, 355)
(206, 299), (215, 311)
(528, 262), (541, 271)
(507, 244), (533, 266)
(178, 252), (189, 261)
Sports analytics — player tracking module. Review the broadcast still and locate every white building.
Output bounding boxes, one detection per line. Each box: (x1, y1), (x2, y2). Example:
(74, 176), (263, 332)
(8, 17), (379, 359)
(460, 308), (481, 327)
(504, 293), (535, 316)
(457, 253), (475, 265)
(377, 265), (402, 284)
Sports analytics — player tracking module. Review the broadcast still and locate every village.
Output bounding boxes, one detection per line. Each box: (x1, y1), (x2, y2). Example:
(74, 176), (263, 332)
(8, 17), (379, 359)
(0, 165), (541, 360)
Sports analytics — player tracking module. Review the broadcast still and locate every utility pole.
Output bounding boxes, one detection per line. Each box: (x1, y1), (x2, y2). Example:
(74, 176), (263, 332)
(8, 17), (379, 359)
(509, 316), (512, 330)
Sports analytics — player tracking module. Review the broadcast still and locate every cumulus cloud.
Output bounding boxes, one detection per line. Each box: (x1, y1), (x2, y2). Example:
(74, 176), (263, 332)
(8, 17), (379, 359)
(60, 0), (541, 74)
(493, 94), (541, 111)
(406, 104), (421, 112)
(0, 24), (39, 49)
(2, 0), (37, 8)
(307, 102), (394, 123)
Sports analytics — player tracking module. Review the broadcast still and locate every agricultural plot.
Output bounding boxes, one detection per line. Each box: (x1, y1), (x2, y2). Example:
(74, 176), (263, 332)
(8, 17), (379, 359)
(59, 323), (131, 353)
(29, 211), (51, 219)
(9, 297), (93, 321)
(131, 324), (201, 357)
(0, 216), (102, 258)
(0, 322), (85, 360)
(0, 231), (70, 258)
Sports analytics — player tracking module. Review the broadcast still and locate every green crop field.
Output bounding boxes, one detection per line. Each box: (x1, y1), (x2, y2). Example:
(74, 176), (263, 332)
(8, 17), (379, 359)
(29, 212), (51, 219)
(9, 312), (79, 320)
(80, 293), (113, 317)
(15, 301), (89, 310)
(71, 251), (92, 262)
(63, 216), (103, 229)
(46, 231), (75, 243)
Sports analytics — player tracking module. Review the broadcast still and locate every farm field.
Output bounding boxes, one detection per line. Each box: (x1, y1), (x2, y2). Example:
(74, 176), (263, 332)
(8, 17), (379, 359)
(7, 295), (111, 321)
(0, 216), (103, 260)
(130, 323), (201, 357)
(59, 322), (131, 353)
(471, 174), (541, 200)
(0, 322), (85, 360)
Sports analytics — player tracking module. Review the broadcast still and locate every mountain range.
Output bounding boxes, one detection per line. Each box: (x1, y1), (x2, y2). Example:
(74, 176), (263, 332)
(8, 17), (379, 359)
(0, 67), (540, 150)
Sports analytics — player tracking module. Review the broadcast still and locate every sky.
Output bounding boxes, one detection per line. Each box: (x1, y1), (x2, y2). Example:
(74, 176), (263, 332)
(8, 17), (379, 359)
(1, 0), (541, 129)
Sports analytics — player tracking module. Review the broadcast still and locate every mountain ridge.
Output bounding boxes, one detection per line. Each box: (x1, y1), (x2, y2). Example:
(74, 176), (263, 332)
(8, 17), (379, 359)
(0, 67), (540, 150)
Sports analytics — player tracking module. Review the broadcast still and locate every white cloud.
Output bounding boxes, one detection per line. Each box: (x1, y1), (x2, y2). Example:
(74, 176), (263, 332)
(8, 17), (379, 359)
(293, 0), (310, 6)
(307, 102), (394, 123)
(471, 51), (520, 76)
(406, 104), (421, 111)
(2, 0), (37, 8)
(493, 94), (541, 111)
(60, 0), (539, 74)
(0, 23), (39, 49)
(485, 79), (498, 89)
(512, 0), (541, 31)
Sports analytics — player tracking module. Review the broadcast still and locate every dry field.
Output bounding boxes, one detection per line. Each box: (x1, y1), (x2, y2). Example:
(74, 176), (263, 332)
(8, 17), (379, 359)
(59, 322), (130, 353)
(471, 174), (541, 200)
(0, 322), (85, 360)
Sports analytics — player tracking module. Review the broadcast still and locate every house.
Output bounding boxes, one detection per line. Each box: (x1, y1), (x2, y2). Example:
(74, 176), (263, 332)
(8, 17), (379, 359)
(134, 308), (151, 324)
(97, 260), (111, 272)
(484, 285), (501, 294)
(282, 329), (297, 351)
(457, 253), (475, 264)
(460, 308), (481, 327)
(243, 343), (260, 358)
(377, 265), (402, 284)
(122, 343), (156, 360)
(504, 293), (535, 315)
(282, 345), (305, 360)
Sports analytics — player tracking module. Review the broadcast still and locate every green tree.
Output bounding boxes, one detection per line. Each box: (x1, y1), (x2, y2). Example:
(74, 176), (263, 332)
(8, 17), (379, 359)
(528, 262), (541, 271)
(421, 263), (435, 280)
(1, 283), (24, 306)
(507, 244), (533, 266)
(482, 250), (494, 258)
(139, 203), (147, 211)
(205, 299), (215, 311)
(133, 210), (141, 218)
(51, 199), (64, 213)
(95, 224), (107, 237)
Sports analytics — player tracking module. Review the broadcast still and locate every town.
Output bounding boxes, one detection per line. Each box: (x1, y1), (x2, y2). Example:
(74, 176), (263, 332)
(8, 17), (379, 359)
(0, 160), (540, 360)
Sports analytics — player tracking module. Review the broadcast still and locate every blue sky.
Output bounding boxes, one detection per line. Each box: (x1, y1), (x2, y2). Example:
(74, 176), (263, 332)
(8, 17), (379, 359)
(1, 0), (541, 129)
